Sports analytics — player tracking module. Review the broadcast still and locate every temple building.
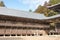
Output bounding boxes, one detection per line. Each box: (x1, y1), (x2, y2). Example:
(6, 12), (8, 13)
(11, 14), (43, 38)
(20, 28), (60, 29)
(0, 3), (59, 36)
(47, 3), (60, 35)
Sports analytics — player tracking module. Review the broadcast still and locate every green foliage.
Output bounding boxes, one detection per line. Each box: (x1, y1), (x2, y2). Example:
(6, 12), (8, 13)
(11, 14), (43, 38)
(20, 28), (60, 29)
(35, 5), (48, 13)
(34, 5), (58, 17)
(29, 9), (32, 12)
(34, 0), (59, 17)
(46, 10), (58, 17)
(49, 0), (60, 6)
(0, 1), (5, 7)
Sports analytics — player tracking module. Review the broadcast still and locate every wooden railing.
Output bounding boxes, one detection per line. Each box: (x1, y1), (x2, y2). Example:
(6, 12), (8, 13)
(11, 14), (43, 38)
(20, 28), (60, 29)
(0, 22), (49, 28)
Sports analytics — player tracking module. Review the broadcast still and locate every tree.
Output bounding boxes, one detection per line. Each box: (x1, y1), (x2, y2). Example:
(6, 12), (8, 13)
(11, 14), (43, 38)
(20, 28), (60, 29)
(0, 1), (5, 7)
(34, 1), (58, 17)
(48, 0), (60, 6)
(29, 9), (32, 12)
(34, 5), (48, 13)
(34, 1), (50, 16)
(47, 10), (58, 17)
(44, 1), (48, 7)
(34, 5), (52, 16)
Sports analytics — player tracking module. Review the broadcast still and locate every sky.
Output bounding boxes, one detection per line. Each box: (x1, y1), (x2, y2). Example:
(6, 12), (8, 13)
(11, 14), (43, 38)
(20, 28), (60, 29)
(2, 0), (49, 11)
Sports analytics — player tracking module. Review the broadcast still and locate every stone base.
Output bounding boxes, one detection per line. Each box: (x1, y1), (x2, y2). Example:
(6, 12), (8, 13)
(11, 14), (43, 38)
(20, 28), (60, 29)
(0, 35), (60, 40)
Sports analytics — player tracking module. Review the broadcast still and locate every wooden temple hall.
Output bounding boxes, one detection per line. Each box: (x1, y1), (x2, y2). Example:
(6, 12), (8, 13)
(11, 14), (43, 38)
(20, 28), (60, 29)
(0, 3), (59, 36)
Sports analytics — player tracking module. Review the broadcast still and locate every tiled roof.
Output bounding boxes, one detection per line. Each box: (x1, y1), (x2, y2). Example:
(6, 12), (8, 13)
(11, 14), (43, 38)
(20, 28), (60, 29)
(0, 7), (60, 20)
(47, 3), (60, 8)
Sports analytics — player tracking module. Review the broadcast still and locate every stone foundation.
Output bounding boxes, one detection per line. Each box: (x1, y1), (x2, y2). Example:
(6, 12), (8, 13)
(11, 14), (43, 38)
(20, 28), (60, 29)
(0, 35), (60, 40)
